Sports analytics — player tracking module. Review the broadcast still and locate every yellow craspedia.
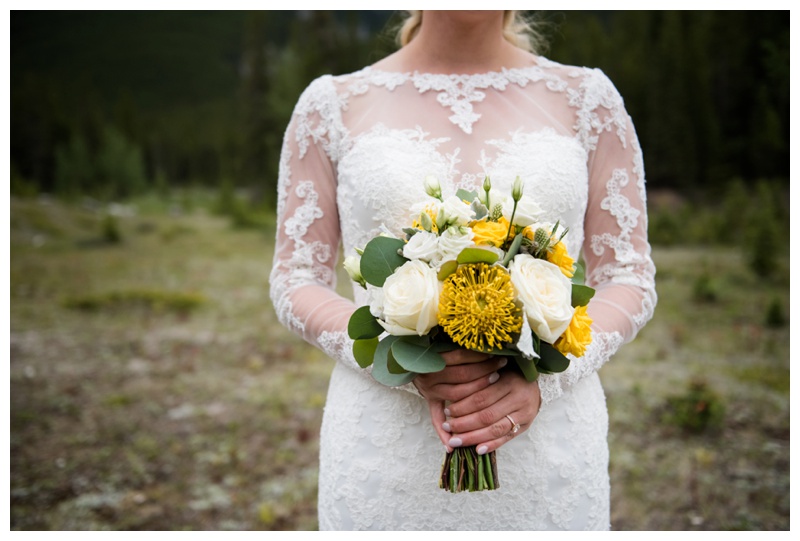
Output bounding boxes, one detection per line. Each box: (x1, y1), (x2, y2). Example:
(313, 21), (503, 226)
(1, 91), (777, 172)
(547, 241), (576, 278)
(470, 217), (512, 248)
(554, 304), (593, 358)
(439, 263), (522, 352)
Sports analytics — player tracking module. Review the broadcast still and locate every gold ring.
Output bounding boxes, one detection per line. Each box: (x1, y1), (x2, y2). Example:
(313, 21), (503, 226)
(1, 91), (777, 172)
(505, 414), (520, 435)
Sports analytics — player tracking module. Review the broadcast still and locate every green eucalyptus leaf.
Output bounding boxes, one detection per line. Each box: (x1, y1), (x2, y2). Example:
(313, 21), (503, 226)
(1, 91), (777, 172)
(391, 339), (447, 374)
(537, 342), (571, 374)
(360, 236), (408, 287)
(352, 337), (379, 368)
(457, 247), (500, 265)
(456, 188), (479, 203)
(372, 336), (416, 387)
(347, 305), (384, 340)
(571, 284), (596, 307)
(437, 260), (459, 281)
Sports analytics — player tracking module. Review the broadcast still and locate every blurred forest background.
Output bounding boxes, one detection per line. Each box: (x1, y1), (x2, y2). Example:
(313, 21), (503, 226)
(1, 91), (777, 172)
(10, 10), (790, 531)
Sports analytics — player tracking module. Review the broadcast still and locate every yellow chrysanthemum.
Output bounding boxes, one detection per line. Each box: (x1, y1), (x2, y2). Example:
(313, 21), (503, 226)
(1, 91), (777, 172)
(439, 263), (522, 352)
(547, 241), (576, 278)
(470, 217), (513, 248)
(554, 304), (593, 357)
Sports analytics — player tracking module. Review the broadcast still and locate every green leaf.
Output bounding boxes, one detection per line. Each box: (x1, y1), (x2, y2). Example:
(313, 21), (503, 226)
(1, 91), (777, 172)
(501, 232), (524, 266)
(387, 349), (407, 374)
(391, 338), (447, 373)
(513, 354), (540, 382)
(347, 305), (384, 340)
(457, 247), (500, 265)
(437, 260), (458, 281)
(360, 236), (408, 287)
(537, 342), (571, 374)
(371, 336), (416, 387)
(571, 284), (596, 307)
(456, 188), (479, 203)
(572, 262), (586, 285)
(352, 337), (378, 368)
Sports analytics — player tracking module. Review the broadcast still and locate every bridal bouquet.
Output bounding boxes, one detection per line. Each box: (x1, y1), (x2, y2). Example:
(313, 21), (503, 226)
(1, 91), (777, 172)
(344, 175), (595, 492)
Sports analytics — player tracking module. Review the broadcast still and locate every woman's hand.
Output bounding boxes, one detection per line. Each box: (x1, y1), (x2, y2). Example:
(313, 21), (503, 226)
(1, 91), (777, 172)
(413, 350), (506, 451)
(413, 350), (540, 454)
(443, 368), (540, 455)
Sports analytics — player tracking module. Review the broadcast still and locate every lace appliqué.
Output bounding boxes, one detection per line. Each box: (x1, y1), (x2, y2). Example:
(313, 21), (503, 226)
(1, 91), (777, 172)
(351, 66), (569, 134)
(571, 68), (629, 152)
(538, 331), (624, 406)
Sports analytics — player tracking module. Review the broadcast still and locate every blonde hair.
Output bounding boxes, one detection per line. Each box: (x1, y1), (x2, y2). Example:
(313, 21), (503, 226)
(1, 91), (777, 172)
(397, 10), (545, 54)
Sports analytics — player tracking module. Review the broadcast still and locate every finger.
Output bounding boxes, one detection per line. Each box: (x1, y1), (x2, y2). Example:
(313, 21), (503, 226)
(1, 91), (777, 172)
(435, 357), (507, 385)
(445, 373), (513, 420)
(447, 409), (526, 451)
(430, 369), (501, 403)
(440, 349), (494, 366)
(427, 399), (453, 452)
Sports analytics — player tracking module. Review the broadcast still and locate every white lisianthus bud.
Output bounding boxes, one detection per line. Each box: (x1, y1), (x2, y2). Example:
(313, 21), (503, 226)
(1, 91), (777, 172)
(441, 195), (475, 227)
(402, 230), (440, 263)
(503, 194), (544, 227)
(378, 260), (442, 336)
(343, 255), (366, 287)
(508, 254), (574, 344)
(437, 226), (475, 263)
(423, 175), (443, 200)
(483, 176), (492, 192)
(512, 176), (524, 202)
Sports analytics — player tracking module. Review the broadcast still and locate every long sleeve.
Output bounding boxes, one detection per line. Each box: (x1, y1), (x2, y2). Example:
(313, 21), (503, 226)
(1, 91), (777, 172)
(269, 76), (362, 370)
(538, 69), (657, 406)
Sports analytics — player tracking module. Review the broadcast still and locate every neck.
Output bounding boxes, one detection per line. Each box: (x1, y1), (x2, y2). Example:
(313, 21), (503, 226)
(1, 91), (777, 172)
(401, 11), (523, 74)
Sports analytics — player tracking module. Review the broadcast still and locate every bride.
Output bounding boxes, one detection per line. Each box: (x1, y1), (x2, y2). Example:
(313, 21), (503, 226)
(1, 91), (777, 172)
(270, 10), (656, 530)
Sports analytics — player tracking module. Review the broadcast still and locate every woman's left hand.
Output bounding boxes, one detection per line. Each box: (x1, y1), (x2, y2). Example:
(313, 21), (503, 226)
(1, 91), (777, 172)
(441, 367), (541, 455)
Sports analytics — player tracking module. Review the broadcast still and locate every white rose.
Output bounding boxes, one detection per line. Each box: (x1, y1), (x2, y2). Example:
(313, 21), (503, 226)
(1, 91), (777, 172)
(403, 230), (440, 263)
(503, 194), (544, 227)
(378, 260), (441, 336)
(437, 226), (475, 263)
(441, 195), (475, 226)
(508, 254), (574, 344)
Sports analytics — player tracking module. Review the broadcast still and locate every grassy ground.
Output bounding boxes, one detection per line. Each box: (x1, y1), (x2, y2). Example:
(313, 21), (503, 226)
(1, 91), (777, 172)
(9, 195), (790, 530)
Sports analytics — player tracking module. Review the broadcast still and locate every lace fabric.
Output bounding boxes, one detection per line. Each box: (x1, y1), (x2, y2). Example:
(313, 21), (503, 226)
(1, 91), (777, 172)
(269, 56), (656, 530)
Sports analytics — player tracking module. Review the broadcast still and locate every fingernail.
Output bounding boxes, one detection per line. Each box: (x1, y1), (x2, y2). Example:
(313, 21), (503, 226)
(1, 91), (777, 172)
(488, 372), (500, 384)
(448, 437), (463, 447)
(499, 358), (508, 368)
(477, 445), (489, 455)
(442, 422), (451, 432)
(445, 445), (453, 453)
(443, 407), (451, 417)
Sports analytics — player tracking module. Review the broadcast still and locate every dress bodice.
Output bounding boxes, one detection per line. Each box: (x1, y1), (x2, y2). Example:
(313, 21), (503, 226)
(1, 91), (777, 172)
(270, 56), (656, 406)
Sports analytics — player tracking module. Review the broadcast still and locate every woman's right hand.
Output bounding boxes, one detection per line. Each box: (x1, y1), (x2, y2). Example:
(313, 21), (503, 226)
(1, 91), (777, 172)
(413, 350), (507, 451)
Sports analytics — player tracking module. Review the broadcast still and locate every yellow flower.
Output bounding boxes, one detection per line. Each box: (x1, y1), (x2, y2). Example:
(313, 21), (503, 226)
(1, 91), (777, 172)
(439, 263), (522, 352)
(547, 241), (575, 278)
(412, 204), (439, 234)
(470, 217), (512, 248)
(554, 304), (593, 357)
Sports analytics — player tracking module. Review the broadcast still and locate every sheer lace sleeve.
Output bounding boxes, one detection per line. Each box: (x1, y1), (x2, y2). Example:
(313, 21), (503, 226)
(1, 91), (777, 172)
(269, 76), (363, 371)
(538, 69), (657, 407)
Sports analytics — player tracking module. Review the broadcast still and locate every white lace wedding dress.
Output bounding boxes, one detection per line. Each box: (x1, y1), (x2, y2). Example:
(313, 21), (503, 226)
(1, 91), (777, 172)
(270, 56), (656, 531)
